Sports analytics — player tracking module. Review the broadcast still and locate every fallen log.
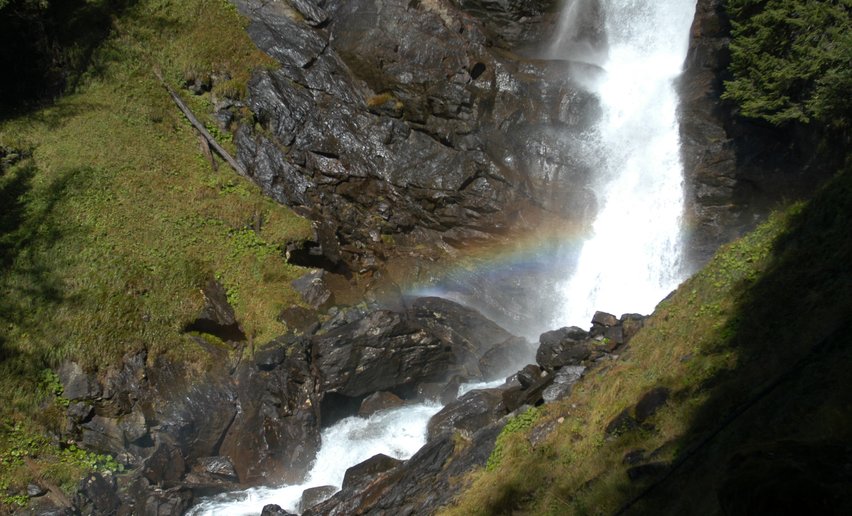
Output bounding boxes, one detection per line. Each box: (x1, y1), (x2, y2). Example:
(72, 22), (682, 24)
(154, 69), (247, 178)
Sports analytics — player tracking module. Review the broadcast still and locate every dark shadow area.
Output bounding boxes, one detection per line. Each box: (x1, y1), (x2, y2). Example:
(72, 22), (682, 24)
(0, 0), (138, 119)
(0, 160), (84, 364)
(619, 164), (852, 514)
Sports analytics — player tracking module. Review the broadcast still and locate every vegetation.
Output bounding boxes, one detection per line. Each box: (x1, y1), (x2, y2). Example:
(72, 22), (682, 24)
(443, 162), (852, 514)
(0, 0), (310, 506)
(723, 0), (852, 129)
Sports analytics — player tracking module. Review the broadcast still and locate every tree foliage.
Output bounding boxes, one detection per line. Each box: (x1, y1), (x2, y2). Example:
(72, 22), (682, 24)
(723, 0), (852, 128)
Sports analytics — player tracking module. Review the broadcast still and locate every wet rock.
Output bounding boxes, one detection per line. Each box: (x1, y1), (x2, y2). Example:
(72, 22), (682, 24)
(291, 270), (335, 310)
(306, 418), (507, 515)
(501, 373), (553, 412)
(427, 388), (506, 440)
(358, 391), (405, 417)
(141, 486), (193, 516)
(299, 485), (338, 512)
(635, 387), (670, 423)
(183, 279), (246, 342)
(142, 442), (186, 484)
(342, 453), (403, 490)
(542, 365), (585, 403)
(219, 336), (320, 485)
(193, 456), (238, 481)
(591, 311), (618, 328)
(313, 297), (523, 398)
(290, 0), (328, 27)
(234, 0), (601, 273)
(515, 364), (543, 388)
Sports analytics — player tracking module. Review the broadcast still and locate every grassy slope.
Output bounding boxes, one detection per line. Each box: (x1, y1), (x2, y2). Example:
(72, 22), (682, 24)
(444, 162), (852, 514)
(0, 0), (310, 505)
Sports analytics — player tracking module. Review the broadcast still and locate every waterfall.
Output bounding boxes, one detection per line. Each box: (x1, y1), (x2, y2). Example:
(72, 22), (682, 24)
(553, 0), (697, 327)
(189, 2), (698, 513)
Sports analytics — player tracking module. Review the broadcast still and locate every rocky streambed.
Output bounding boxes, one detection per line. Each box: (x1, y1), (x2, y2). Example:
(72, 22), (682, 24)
(53, 270), (646, 514)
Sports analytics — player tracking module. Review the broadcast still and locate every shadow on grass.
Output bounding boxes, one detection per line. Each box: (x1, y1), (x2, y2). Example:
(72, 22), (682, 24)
(618, 165), (852, 514)
(0, 161), (84, 368)
(0, 0), (139, 119)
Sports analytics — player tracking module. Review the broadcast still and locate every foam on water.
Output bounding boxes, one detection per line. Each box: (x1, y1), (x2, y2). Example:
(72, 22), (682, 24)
(189, 403), (441, 515)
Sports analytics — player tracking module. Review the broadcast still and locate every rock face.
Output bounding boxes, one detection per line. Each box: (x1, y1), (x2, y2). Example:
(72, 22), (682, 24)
(233, 0), (601, 272)
(678, 0), (838, 266)
(312, 297), (532, 404)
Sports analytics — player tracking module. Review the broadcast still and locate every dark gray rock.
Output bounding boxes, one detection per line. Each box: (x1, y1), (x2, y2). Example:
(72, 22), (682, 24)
(291, 270), (335, 310)
(536, 326), (591, 370)
(427, 388), (506, 440)
(341, 453), (403, 490)
(142, 442), (186, 484)
(591, 311), (618, 328)
(277, 306), (319, 335)
(233, 0), (602, 273)
(58, 362), (100, 401)
(74, 473), (120, 516)
(261, 504), (295, 516)
(299, 485), (338, 512)
(313, 297), (524, 399)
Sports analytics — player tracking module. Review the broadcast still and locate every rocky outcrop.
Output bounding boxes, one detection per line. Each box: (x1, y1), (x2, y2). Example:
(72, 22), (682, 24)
(312, 297), (532, 404)
(232, 0), (601, 272)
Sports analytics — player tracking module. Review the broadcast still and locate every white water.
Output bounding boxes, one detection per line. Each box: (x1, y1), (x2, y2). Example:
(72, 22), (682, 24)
(189, 403), (442, 515)
(191, 2), (697, 513)
(554, 0), (696, 327)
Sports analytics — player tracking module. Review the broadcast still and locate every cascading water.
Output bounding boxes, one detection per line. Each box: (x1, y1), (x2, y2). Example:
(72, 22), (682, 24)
(190, 1), (698, 513)
(552, 0), (697, 327)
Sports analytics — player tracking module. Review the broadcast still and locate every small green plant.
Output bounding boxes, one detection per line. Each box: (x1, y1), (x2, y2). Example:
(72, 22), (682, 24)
(486, 406), (543, 471)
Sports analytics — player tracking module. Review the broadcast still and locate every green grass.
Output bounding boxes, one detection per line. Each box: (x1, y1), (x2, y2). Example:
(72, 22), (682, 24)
(0, 0), (311, 505)
(443, 163), (852, 514)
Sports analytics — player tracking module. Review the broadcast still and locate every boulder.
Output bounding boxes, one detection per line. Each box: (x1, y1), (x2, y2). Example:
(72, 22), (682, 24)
(358, 391), (405, 417)
(313, 297), (526, 399)
(299, 485), (338, 512)
(142, 442), (186, 484)
(536, 326), (591, 370)
(341, 454), (403, 490)
(427, 388), (506, 440)
(261, 504), (296, 516)
(542, 365), (585, 403)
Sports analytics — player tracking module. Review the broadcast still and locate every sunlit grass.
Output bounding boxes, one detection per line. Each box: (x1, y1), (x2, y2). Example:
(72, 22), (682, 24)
(0, 0), (310, 504)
